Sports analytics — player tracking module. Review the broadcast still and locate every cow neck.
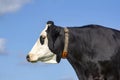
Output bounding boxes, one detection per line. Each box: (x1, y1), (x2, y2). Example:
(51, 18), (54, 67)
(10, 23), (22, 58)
(62, 27), (69, 59)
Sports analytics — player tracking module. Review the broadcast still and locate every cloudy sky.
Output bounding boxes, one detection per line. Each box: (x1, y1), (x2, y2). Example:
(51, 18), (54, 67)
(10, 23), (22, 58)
(0, 38), (6, 54)
(0, 0), (30, 14)
(0, 0), (120, 80)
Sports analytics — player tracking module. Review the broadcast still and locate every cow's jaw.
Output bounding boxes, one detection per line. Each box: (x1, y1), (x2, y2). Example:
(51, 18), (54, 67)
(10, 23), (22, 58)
(27, 25), (58, 63)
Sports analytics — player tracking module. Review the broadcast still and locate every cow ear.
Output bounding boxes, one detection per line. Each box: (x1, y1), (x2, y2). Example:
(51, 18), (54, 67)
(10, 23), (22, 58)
(47, 21), (54, 27)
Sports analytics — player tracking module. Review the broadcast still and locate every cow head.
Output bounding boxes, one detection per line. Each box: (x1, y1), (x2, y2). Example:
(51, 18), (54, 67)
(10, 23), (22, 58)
(26, 21), (64, 63)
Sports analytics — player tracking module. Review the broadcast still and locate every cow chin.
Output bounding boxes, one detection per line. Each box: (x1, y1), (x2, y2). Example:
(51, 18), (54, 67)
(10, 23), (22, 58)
(38, 54), (58, 63)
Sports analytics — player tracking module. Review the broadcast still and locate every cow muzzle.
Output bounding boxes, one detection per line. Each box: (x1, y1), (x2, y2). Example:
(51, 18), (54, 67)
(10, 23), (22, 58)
(26, 54), (38, 62)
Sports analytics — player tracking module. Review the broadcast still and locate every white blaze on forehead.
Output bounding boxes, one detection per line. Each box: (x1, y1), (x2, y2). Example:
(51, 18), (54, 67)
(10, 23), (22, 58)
(28, 24), (58, 63)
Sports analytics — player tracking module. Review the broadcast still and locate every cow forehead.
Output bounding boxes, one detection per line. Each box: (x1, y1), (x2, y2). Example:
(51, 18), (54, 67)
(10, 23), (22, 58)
(40, 24), (49, 36)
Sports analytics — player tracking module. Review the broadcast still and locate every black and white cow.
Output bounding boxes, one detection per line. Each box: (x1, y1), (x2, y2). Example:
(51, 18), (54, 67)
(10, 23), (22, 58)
(27, 21), (120, 80)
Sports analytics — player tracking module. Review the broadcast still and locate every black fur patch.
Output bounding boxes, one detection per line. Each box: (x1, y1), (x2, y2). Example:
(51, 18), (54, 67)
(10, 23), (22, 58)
(45, 21), (120, 80)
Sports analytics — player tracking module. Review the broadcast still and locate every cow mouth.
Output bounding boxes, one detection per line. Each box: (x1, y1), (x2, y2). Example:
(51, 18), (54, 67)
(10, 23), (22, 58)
(30, 61), (37, 63)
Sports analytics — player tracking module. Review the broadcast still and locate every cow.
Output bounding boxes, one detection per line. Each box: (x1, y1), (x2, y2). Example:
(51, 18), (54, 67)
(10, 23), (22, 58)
(26, 21), (120, 80)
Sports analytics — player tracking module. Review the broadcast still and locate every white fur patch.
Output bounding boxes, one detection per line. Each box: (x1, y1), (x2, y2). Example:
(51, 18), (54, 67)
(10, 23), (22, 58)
(28, 25), (57, 63)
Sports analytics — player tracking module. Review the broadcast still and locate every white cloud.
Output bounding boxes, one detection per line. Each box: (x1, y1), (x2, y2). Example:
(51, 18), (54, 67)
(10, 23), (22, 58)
(0, 38), (6, 54)
(0, 0), (31, 15)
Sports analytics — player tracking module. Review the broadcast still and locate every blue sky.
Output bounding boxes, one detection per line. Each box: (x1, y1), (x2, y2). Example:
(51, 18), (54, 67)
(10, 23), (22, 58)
(0, 0), (120, 80)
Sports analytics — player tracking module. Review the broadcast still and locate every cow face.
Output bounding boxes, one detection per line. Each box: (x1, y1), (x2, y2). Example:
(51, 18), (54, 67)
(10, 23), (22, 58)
(26, 21), (63, 63)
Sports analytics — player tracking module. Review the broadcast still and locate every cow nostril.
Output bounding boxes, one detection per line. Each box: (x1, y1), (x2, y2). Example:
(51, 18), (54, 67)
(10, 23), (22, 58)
(26, 55), (29, 58)
(26, 55), (30, 62)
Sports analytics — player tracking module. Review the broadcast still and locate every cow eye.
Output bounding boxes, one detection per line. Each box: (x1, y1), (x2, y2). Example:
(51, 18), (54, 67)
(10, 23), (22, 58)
(40, 36), (46, 45)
